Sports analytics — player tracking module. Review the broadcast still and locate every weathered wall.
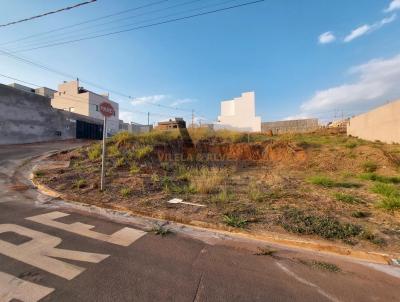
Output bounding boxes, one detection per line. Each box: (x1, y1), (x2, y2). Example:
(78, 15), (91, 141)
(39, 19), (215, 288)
(0, 84), (102, 145)
(262, 118), (319, 134)
(347, 100), (400, 144)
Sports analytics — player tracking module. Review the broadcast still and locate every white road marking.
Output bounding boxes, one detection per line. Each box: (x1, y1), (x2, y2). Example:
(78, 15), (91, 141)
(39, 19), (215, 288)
(0, 224), (109, 280)
(0, 271), (54, 302)
(26, 211), (146, 246)
(275, 262), (341, 302)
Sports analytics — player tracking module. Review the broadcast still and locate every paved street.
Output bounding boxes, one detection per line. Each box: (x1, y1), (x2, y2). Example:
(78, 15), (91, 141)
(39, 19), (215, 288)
(1, 141), (400, 302)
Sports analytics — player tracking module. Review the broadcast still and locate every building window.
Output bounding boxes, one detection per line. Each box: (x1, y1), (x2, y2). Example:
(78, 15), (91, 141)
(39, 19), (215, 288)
(113, 111), (115, 116)
(95, 105), (99, 112)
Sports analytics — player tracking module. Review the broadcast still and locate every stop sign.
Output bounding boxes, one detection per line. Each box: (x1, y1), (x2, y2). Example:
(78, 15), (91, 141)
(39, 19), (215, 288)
(99, 102), (115, 117)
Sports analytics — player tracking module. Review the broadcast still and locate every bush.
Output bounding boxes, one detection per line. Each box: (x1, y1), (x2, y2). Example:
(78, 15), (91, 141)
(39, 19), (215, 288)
(110, 131), (134, 146)
(308, 176), (335, 187)
(351, 211), (370, 218)
(187, 167), (226, 194)
(377, 195), (400, 210)
(309, 176), (360, 188)
(279, 208), (362, 240)
(247, 183), (266, 202)
(212, 187), (235, 203)
(333, 192), (359, 204)
(362, 161), (378, 173)
(134, 145), (153, 160)
(74, 179), (87, 189)
(371, 183), (397, 197)
(115, 157), (126, 168)
(120, 187), (132, 197)
(107, 145), (120, 157)
(129, 164), (140, 175)
(223, 214), (248, 228)
(88, 144), (102, 161)
(33, 170), (45, 178)
(359, 173), (400, 184)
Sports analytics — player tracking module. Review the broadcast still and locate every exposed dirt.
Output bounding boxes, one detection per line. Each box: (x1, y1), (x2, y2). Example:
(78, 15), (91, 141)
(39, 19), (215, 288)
(36, 131), (400, 255)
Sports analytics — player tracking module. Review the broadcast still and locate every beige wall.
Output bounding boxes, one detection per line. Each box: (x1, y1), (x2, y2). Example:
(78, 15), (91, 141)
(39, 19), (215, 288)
(347, 99), (400, 144)
(51, 80), (119, 134)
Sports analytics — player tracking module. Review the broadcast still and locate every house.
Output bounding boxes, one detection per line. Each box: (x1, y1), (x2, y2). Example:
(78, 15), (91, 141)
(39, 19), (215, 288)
(8, 83), (56, 98)
(215, 91), (261, 132)
(51, 80), (119, 134)
(156, 118), (186, 130)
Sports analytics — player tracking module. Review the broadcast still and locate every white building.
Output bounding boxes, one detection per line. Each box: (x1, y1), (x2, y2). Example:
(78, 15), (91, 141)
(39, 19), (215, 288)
(51, 80), (119, 134)
(215, 91), (261, 132)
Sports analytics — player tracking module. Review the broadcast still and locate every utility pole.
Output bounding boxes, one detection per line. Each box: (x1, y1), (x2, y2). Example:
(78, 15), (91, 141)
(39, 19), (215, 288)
(191, 109), (194, 129)
(147, 112), (150, 126)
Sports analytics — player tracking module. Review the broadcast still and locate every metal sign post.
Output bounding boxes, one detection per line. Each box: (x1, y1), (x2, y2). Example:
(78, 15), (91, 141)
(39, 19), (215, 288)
(100, 115), (107, 191)
(99, 101), (115, 191)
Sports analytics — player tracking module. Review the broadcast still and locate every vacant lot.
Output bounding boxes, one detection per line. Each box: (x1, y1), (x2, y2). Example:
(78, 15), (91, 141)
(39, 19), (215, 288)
(37, 129), (400, 253)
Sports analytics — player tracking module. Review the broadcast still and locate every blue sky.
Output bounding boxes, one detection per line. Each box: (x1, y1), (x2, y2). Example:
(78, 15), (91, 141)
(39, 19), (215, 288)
(1, 0), (400, 125)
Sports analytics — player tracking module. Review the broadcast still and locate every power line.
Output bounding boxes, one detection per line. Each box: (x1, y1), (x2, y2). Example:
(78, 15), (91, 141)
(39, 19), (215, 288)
(0, 0), (169, 46)
(0, 48), (192, 112)
(0, 73), (191, 121)
(6, 0), (211, 52)
(8, 0), (265, 53)
(0, 0), (97, 28)
(5, 0), (238, 53)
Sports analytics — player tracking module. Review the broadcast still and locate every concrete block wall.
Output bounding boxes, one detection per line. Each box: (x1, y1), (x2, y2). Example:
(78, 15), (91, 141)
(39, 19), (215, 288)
(347, 99), (400, 144)
(262, 118), (319, 135)
(0, 84), (102, 145)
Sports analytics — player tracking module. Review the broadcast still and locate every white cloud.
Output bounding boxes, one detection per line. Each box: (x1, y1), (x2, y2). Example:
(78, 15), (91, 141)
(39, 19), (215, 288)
(299, 54), (400, 115)
(385, 0), (400, 12)
(119, 111), (136, 123)
(318, 31), (336, 44)
(170, 98), (196, 107)
(131, 94), (168, 106)
(344, 14), (397, 42)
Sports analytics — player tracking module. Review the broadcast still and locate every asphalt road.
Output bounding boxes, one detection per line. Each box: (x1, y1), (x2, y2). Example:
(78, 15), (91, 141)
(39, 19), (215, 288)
(1, 141), (400, 302)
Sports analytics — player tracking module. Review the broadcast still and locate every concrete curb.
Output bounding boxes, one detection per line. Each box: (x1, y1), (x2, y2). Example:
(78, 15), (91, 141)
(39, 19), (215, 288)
(30, 171), (396, 265)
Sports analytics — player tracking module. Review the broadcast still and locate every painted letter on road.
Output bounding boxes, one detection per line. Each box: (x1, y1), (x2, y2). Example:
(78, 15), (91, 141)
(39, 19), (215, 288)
(0, 224), (109, 280)
(0, 271), (54, 302)
(27, 211), (146, 246)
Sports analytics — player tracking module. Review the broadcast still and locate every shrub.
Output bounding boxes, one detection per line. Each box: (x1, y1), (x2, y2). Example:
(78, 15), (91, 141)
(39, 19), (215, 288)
(222, 214), (248, 228)
(74, 179), (87, 189)
(151, 225), (171, 236)
(187, 167), (226, 194)
(360, 230), (386, 246)
(110, 131), (134, 146)
(107, 145), (120, 157)
(247, 183), (266, 202)
(362, 161), (378, 173)
(212, 187), (235, 203)
(88, 144), (102, 161)
(359, 173), (400, 184)
(309, 176), (360, 188)
(134, 145), (153, 160)
(333, 192), (359, 204)
(115, 157), (126, 168)
(345, 142), (358, 149)
(279, 208), (362, 240)
(308, 176), (335, 187)
(351, 211), (370, 218)
(33, 170), (45, 178)
(120, 187), (132, 197)
(377, 195), (400, 210)
(371, 183), (397, 197)
(129, 164), (140, 175)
